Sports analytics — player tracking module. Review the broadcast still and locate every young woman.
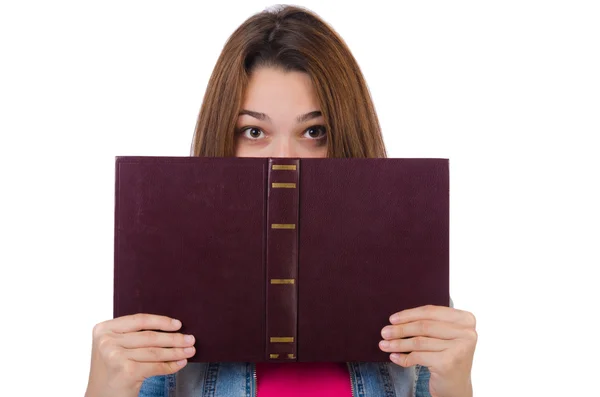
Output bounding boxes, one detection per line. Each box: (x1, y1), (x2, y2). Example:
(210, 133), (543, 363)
(85, 5), (477, 397)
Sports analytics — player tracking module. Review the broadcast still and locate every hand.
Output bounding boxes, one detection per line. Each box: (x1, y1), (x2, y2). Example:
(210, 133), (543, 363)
(379, 305), (477, 397)
(84, 313), (196, 397)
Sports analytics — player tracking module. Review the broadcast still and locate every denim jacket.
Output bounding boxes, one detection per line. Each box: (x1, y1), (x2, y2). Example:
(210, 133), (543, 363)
(139, 362), (432, 397)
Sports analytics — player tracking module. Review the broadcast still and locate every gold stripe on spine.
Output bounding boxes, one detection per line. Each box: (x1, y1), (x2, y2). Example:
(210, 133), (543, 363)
(287, 354), (296, 359)
(272, 183), (296, 188)
(270, 354), (279, 359)
(270, 337), (294, 343)
(271, 224), (296, 229)
(270, 279), (295, 284)
(272, 165), (297, 170)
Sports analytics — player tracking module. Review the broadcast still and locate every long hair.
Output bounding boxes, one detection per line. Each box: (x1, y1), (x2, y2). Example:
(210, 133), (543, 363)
(191, 4), (387, 158)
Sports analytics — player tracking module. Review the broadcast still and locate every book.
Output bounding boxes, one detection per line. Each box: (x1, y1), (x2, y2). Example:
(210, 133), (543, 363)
(113, 156), (449, 362)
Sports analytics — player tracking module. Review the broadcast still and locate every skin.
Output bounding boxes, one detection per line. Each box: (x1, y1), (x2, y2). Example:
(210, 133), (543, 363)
(234, 66), (328, 158)
(380, 306), (477, 397)
(85, 66), (477, 397)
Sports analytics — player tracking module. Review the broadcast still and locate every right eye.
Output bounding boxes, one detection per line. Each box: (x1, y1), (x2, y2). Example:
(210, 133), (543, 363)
(239, 127), (265, 140)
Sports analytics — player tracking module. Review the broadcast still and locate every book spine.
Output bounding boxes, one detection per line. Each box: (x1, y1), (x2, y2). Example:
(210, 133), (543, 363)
(265, 159), (300, 361)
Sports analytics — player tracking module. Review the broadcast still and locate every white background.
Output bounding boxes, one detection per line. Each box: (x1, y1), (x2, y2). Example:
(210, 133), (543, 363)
(1, 1), (599, 396)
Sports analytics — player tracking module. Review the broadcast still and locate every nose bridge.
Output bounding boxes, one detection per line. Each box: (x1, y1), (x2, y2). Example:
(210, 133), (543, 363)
(272, 133), (297, 158)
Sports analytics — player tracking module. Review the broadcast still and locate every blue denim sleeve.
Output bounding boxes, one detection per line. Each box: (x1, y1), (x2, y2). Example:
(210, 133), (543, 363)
(138, 375), (166, 397)
(415, 364), (432, 397)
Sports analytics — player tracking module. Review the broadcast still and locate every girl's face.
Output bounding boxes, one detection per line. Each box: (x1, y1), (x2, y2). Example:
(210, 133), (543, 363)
(234, 67), (328, 158)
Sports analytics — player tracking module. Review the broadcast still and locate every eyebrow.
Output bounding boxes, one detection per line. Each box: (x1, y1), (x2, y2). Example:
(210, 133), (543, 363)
(238, 109), (322, 124)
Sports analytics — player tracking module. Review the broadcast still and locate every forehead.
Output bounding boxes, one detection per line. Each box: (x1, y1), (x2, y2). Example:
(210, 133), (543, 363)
(242, 67), (320, 111)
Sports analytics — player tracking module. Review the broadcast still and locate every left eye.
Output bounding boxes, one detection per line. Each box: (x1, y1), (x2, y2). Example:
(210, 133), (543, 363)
(304, 126), (326, 139)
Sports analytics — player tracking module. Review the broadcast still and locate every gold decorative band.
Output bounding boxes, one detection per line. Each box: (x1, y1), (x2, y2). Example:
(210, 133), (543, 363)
(270, 337), (294, 343)
(270, 354), (279, 359)
(272, 183), (296, 188)
(271, 279), (295, 284)
(272, 165), (297, 170)
(271, 224), (296, 229)
(287, 354), (295, 359)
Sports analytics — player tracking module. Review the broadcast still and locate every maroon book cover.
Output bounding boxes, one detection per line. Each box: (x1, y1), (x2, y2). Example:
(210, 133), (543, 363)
(113, 156), (449, 362)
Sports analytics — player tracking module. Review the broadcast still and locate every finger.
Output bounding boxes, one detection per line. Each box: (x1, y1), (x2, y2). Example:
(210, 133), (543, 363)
(389, 305), (475, 328)
(382, 320), (467, 340)
(379, 336), (449, 353)
(118, 331), (195, 349)
(127, 346), (196, 363)
(389, 352), (438, 368)
(140, 359), (189, 378)
(105, 314), (182, 334)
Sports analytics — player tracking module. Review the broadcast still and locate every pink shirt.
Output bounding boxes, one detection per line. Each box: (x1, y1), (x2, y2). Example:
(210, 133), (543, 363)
(255, 362), (353, 397)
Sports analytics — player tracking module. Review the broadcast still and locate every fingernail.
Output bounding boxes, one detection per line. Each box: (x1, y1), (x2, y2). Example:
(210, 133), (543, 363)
(184, 347), (195, 354)
(390, 314), (400, 323)
(171, 319), (182, 327)
(380, 340), (390, 348)
(177, 359), (187, 367)
(184, 334), (195, 344)
(381, 327), (392, 338)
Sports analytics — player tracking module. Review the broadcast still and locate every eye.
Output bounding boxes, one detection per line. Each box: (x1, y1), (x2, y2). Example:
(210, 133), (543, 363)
(239, 127), (265, 140)
(304, 125), (327, 139)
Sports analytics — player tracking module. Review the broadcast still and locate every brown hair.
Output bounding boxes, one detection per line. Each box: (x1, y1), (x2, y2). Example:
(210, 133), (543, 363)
(191, 4), (387, 158)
